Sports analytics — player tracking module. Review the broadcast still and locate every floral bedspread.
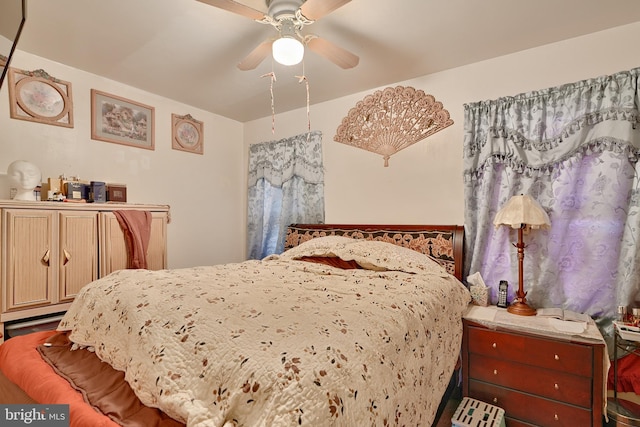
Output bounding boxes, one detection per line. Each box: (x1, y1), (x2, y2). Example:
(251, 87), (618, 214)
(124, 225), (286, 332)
(59, 237), (470, 427)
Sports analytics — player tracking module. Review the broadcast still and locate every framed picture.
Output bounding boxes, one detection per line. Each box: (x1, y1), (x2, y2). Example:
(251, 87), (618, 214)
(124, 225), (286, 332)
(172, 113), (203, 154)
(8, 68), (74, 127)
(91, 89), (154, 150)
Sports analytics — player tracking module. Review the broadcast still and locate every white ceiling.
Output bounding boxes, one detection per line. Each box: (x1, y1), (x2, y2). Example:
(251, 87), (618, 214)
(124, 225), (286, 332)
(15, 0), (640, 122)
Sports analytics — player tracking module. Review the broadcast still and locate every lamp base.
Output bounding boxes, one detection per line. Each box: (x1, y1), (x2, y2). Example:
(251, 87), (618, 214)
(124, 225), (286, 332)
(507, 301), (537, 316)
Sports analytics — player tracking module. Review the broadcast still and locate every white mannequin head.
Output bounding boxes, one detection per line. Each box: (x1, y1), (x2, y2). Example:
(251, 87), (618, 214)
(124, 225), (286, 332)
(7, 160), (41, 201)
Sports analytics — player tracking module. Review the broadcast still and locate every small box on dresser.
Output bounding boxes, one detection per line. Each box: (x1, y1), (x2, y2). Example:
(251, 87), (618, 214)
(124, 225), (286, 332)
(90, 181), (106, 203)
(106, 183), (127, 202)
(462, 312), (605, 427)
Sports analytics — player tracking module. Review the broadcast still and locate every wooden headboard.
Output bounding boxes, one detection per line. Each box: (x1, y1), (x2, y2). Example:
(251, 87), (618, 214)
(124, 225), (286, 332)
(284, 224), (465, 281)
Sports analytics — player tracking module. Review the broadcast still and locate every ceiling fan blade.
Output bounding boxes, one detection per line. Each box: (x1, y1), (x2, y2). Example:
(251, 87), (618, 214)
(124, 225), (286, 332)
(306, 36), (359, 69)
(299, 0), (352, 21)
(197, 0), (266, 21)
(237, 40), (273, 71)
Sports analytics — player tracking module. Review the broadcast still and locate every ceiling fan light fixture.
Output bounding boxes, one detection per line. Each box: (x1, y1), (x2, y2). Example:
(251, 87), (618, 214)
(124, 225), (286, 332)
(272, 36), (304, 66)
(201, 0), (359, 71)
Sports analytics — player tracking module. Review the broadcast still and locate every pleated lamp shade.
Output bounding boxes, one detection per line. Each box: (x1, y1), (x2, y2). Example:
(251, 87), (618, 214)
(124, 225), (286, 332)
(493, 194), (551, 230)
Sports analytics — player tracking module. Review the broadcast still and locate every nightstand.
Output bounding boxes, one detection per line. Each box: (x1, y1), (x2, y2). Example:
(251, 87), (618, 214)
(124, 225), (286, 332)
(462, 306), (606, 427)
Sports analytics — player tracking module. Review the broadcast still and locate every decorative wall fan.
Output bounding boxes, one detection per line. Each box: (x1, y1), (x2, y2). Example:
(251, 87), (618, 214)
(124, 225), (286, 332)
(197, 0), (359, 70)
(334, 86), (454, 167)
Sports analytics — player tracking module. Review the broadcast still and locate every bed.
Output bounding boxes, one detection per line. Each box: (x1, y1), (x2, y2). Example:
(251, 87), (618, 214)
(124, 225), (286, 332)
(0, 224), (470, 427)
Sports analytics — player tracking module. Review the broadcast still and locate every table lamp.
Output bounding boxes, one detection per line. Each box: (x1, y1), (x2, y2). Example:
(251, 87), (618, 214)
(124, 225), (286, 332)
(493, 194), (551, 316)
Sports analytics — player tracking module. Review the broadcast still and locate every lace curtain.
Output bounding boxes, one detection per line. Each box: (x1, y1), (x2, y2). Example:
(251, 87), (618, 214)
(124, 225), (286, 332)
(247, 131), (325, 259)
(463, 67), (640, 320)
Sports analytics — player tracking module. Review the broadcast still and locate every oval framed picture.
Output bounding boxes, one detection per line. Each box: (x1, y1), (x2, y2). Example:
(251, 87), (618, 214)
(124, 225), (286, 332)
(172, 113), (203, 154)
(8, 68), (73, 127)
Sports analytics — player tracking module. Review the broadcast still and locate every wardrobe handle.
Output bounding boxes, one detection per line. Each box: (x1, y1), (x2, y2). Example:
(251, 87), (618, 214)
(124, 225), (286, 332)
(63, 249), (71, 266)
(42, 249), (50, 266)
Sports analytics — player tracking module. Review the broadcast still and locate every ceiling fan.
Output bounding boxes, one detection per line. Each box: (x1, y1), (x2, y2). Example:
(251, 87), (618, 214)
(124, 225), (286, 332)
(197, 0), (359, 70)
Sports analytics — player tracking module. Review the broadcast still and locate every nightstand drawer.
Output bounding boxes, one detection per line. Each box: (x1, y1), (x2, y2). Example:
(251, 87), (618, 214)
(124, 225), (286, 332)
(468, 353), (592, 407)
(468, 379), (592, 427)
(467, 325), (593, 377)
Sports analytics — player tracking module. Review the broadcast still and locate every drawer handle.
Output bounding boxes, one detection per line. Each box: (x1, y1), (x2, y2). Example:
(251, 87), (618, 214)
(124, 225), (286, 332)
(493, 397), (498, 404)
(63, 249), (72, 266)
(42, 249), (50, 266)
(554, 414), (559, 421)
(554, 383), (559, 390)
(492, 343), (497, 349)
(554, 354), (560, 360)
(493, 369), (498, 375)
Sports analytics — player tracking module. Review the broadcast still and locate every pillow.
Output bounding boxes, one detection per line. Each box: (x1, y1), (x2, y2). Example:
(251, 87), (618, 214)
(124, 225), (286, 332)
(279, 235), (356, 258)
(279, 236), (448, 276)
(333, 240), (449, 275)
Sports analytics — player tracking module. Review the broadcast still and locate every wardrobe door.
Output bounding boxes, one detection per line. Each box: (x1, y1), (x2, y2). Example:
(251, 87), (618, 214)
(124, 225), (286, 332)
(58, 211), (98, 301)
(2, 209), (55, 311)
(146, 211), (168, 271)
(100, 211), (168, 277)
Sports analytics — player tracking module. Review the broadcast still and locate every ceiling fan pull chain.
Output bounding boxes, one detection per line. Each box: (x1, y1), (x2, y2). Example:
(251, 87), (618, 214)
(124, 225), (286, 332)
(261, 71), (277, 134)
(295, 70), (311, 141)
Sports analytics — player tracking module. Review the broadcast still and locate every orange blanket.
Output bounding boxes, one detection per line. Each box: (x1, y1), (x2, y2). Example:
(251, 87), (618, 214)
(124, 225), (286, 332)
(0, 331), (118, 427)
(40, 332), (183, 427)
(113, 210), (152, 269)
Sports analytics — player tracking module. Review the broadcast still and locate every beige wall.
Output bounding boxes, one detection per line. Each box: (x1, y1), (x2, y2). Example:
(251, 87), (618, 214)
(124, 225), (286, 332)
(0, 51), (246, 268)
(244, 22), (640, 227)
(1, 22), (639, 267)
